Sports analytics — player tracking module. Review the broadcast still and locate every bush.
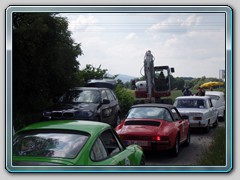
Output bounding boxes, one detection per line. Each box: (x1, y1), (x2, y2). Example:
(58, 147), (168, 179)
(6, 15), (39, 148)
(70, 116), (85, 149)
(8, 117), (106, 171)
(114, 84), (135, 118)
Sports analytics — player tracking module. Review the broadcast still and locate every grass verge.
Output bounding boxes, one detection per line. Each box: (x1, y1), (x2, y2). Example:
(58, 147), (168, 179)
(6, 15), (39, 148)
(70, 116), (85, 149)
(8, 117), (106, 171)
(198, 127), (226, 166)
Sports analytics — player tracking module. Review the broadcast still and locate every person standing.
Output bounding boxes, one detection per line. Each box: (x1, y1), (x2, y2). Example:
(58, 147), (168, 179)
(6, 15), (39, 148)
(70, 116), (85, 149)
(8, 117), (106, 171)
(195, 87), (205, 96)
(183, 88), (193, 96)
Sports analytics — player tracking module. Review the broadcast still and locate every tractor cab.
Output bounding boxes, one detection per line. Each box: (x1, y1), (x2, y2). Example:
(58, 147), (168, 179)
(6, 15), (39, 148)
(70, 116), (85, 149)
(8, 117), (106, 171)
(134, 65), (174, 100)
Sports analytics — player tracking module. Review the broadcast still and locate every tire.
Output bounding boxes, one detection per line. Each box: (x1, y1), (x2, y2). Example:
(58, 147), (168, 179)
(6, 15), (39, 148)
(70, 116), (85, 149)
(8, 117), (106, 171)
(183, 130), (190, 147)
(213, 118), (219, 128)
(171, 135), (180, 157)
(204, 121), (210, 133)
(140, 155), (145, 165)
(112, 114), (120, 128)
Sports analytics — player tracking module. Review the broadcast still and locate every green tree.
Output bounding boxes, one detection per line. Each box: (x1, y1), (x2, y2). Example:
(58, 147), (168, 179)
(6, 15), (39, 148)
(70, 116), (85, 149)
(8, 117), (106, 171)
(114, 84), (135, 117)
(13, 13), (83, 129)
(78, 64), (109, 86)
(171, 77), (185, 90)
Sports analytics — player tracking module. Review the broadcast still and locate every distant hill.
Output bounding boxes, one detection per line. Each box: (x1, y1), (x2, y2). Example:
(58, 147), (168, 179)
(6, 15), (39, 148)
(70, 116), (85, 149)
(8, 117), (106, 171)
(116, 74), (137, 83)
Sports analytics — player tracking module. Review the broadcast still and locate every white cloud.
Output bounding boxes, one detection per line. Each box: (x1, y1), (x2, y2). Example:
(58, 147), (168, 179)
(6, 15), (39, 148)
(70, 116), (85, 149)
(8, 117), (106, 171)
(64, 13), (225, 78)
(67, 15), (104, 32)
(181, 14), (202, 27)
(126, 33), (138, 40)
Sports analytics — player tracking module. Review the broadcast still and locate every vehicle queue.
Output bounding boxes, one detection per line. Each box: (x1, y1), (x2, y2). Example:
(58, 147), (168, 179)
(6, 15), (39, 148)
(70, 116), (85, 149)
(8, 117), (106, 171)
(12, 81), (225, 167)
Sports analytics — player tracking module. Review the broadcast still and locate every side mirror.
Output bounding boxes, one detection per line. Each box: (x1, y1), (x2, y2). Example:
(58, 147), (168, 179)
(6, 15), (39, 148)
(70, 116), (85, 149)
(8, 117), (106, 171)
(171, 67), (175, 73)
(181, 115), (188, 120)
(102, 99), (110, 104)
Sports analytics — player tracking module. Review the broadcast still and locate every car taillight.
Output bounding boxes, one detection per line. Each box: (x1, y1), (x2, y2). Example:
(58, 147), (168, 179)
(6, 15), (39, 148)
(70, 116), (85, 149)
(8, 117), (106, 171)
(152, 136), (170, 141)
(193, 117), (202, 120)
(152, 136), (161, 141)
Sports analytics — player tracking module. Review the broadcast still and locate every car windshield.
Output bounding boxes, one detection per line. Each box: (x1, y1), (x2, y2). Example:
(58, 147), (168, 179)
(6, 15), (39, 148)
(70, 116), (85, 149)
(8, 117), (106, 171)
(59, 90), (100, 103)
(175, 99), (206, 108)
(13, 131), (89, 159)
(127, 107), (172, 121)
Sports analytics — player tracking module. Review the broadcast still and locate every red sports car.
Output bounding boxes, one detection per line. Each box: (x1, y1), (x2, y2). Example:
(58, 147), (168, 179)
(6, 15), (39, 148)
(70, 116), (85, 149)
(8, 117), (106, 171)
(115, 104), (190, 156)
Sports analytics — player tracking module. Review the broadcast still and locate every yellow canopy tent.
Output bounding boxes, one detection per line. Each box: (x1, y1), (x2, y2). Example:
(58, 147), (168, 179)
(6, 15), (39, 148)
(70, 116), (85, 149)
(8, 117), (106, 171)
(200, 81), (224, 88)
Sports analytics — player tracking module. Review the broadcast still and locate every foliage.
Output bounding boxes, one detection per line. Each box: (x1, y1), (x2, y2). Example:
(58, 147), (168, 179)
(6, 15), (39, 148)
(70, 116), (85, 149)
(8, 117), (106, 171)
(199, 127), (226, 166)
(163, 90), (183, 103)
(78, 64), (109, 86)
(171, 76), (185, 90)
(169, 75), (225, 91)
(13, 13), (82, 128)
(114, 84), (135, 117)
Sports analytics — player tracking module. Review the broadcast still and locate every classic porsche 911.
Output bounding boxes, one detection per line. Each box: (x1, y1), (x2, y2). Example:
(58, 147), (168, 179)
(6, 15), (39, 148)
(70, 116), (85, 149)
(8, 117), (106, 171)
(174, 96), (218, 133)
(13, 120), (145, 166)
(115, 104), (190, 157)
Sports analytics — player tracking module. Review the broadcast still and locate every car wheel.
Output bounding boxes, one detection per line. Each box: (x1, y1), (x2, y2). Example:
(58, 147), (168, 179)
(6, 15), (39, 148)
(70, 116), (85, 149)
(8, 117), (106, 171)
(213, 118), (219, 128)
(112, 114), (120, 128)
(171, 135), (180, 157)
(140, 155), (145, 165)
(204, 121), (210, 133)
(183, 130), (190, 147)
(223, 110), (226, 121)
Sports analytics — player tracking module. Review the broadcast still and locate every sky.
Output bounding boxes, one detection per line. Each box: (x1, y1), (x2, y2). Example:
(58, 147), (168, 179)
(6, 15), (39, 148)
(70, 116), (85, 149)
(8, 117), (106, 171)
(59, 12), (225, 79)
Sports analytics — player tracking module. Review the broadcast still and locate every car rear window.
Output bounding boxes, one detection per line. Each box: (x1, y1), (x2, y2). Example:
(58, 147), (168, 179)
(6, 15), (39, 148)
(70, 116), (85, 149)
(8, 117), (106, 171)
(13, 131), (89, 159)
(127, 107), (172, 121)
(175, 99), (205, 108)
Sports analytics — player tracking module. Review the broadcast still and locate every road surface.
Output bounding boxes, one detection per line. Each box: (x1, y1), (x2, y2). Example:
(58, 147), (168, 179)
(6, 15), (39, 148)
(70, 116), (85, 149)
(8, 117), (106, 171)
(145, 122), (224, 166)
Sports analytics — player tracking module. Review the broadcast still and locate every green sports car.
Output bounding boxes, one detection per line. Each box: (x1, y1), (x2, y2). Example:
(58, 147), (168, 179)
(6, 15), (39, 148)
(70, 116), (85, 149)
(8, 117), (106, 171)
(13, 120), (145, 166)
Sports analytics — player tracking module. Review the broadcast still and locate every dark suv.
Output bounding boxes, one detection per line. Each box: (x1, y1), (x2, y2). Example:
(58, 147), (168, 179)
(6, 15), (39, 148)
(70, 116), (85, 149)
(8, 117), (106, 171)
(42, 87), (121, 127)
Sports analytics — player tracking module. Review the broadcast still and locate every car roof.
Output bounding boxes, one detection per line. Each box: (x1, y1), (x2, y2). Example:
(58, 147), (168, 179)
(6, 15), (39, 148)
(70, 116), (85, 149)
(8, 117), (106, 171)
(86, 79), (116, 90)
(69, 87), (111, 91)
(175, 96), (210, 100)
(205, 91), (224, 96)
(16, 120), (110, 136)
(131, 103), (175, 110)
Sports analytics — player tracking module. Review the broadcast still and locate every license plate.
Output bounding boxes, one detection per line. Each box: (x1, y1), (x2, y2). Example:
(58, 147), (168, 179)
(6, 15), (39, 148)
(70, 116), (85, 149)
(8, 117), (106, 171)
(125, 140), (149, 147)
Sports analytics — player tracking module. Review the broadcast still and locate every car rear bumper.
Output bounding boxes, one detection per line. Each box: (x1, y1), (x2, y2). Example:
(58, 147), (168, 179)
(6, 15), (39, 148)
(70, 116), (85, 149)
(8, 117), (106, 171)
(190, 120), (208, 128)
(124, 140), (171, 151)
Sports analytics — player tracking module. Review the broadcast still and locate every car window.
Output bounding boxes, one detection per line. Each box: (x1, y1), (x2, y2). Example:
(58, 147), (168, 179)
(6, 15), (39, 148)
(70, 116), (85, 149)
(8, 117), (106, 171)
(106, 89), (114, 102)
(162, 109), (173, 122)
(127, 107), (173, 121)
(90, 137), (108, 161)
(100, 129), (123, 156)
(110, 90), (117, 100)
(171, 108), (182, 121)
(101, 90), (108, 101)
(197, 100), (205, 108)
(175, 99), (205, 108)
(208, 99), (213, 108)
(13, 131), (89, 159)
(59, 90), (100, 103)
